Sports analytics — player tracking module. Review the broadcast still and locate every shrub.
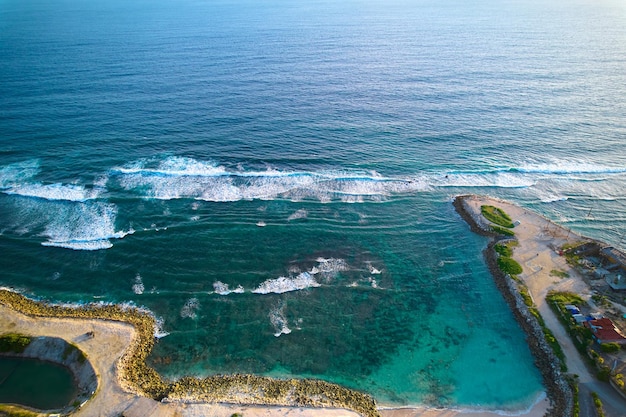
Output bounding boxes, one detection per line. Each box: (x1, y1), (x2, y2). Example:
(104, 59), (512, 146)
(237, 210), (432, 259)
(494, 243), (513, 257)
(546, 291), (584, 306)
(0, 333), (31, 353)
(591, 392), (605, 417)
(600, 343), (621, 353)
(481, 205), (514, 228)
(491, 225), (515, 237)
(497, 257), (523, 275)
(550, 269), (569, 278)
(597, 367), (611, 382)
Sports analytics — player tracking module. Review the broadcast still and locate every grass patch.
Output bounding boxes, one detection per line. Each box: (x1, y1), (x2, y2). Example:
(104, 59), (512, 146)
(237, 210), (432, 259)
(494, 243), (513, 257)
(550, 269), (569, 279)
(0, 333), (31, 353)
(546, 291), (584, 306)
(491, 225), (515, 237)
(497, 257), (523, 275)
(481, 205), (514, 228)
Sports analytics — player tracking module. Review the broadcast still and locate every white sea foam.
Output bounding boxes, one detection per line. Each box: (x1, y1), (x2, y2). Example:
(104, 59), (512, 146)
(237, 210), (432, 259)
(132, 274), (145, 295)
(0, 160), (40, 188)
(5, 183), (99, 202)
(212, 281), (244, 295)
(114, 156), (431, 202)
(287, 209), (308, 221)
(368, 264), (382, 274)
(435, 172), (536, 189)
(256, 221), (267, 227)
(253, 272), (320, 294)
(314, 257), (349, 281)
(154, 317), (170, 339)
(180, 297), (200, 319)
(39, 202), (133, 251)
(517, 160), (626, 175)
(269, 301), (292, 337)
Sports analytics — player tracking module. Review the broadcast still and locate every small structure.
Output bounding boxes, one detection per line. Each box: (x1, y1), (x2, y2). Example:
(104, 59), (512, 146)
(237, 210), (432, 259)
(601, 247), (626, 268)
(606, 273), (626, 292)
(593, 268), (610, 279)
(584, 318), (626, 345)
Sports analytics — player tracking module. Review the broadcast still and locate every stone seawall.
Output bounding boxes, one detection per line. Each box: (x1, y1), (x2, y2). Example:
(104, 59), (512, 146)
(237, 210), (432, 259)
(453, 195), (574, 417)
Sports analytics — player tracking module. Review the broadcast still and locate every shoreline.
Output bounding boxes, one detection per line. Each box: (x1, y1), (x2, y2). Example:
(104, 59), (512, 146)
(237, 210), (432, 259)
(2, 193), (604, 417)
(452, 195), (573, 417)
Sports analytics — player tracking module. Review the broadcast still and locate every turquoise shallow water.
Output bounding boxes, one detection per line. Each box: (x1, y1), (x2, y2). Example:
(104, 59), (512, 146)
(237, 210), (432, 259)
(1, 0), (625, 409)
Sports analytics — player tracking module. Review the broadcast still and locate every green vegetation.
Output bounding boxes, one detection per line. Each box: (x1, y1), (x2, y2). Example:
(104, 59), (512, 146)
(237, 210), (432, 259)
(62, 342), (87, 364)
(547, 291), (626, 395)
(497, 257), (523, 276)
(546, 291), (585, 306)
(568, 376), (579, 417)
(591, 392), (605, 417)
(494, 243), (513, 257)
(550, 269), (570, 279)
(600, 342), (621, 353)
(481, 205), (514, 228)
(491, 225), (515, 237)
(592, 294), (611, 307)
(0, 333), (31, 353)
(493, 241), (523, 276)
(0, 404), (43, 417)
(561, 242), (585, 267)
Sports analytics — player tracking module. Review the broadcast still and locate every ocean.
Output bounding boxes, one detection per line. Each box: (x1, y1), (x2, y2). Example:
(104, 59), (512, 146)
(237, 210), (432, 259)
(1, 0), (625, 410)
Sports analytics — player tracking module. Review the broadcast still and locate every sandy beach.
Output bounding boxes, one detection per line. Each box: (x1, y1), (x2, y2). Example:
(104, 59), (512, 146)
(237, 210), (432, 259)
(5, 193), (608, 417)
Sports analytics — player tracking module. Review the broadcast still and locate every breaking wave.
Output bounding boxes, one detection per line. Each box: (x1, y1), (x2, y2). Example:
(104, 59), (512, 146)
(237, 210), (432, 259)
(213, 281), (245, 295)
(39, 203), (133, 250)
(253, 272), (321, 294)
(4, 183), (100, 202)
(269, 301), (292, 337)
(252, 257), (349, 294)
(516, 160), (626, 175)
(112, 156), (428, 202)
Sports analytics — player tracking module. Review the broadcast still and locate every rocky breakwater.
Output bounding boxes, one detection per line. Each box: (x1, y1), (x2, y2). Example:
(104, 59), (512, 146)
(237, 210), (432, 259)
(0, 289), (380, 417)
(453, 195), (574, 417)
(165, 374), (378, 417)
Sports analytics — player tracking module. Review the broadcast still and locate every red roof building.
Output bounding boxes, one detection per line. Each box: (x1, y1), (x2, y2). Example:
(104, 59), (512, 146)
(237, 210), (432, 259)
(584, 318), (626, 345)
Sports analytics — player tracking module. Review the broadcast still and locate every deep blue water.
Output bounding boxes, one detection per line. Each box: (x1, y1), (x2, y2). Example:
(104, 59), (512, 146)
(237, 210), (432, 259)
(1, 0), (625, 410)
